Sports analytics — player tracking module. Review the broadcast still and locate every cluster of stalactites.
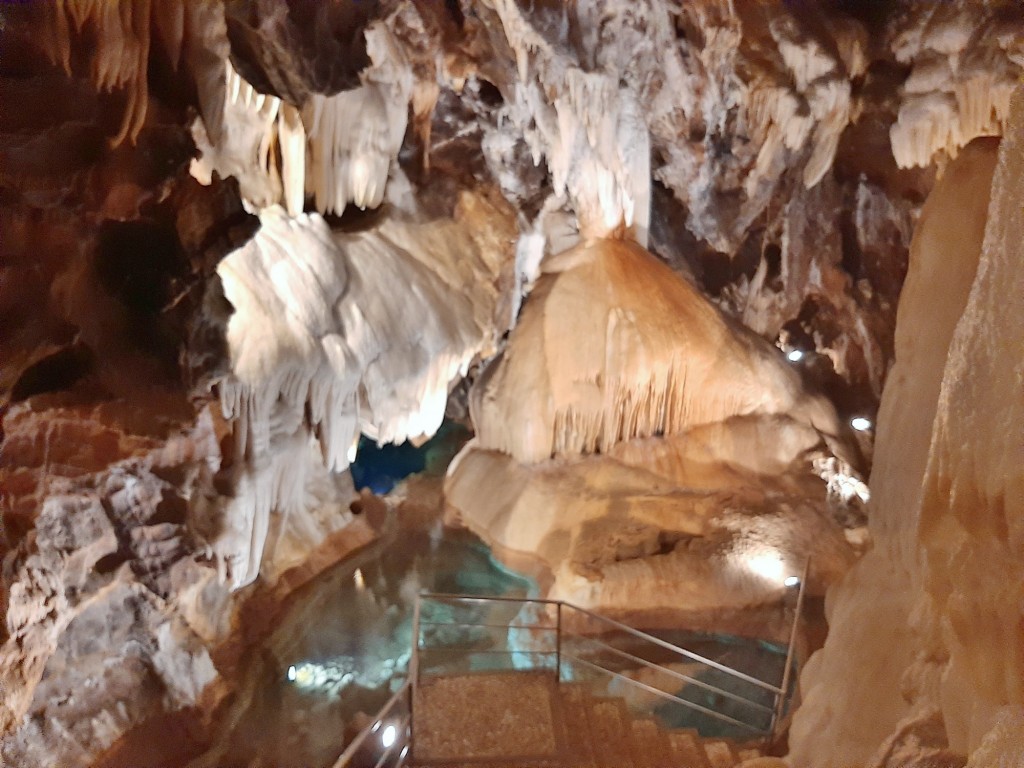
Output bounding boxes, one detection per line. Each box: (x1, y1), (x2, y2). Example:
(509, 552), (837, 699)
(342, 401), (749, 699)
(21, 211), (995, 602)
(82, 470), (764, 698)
(216, 205), (488, 471)
(190, 59), (306, 215)
(485, 0), (652, 247)
(889, 8), (1022, 169)
(190, 21), (411, 218)
(42, 0), (230, 148)
(44, 0), (158, 145)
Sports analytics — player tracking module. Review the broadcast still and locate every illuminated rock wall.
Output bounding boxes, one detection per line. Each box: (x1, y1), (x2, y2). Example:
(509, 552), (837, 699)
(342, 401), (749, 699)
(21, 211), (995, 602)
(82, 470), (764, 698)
(790, 98), (1023, 766)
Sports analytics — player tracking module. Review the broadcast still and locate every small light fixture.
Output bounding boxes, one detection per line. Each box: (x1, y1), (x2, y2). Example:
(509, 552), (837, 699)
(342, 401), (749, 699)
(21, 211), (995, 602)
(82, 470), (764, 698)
(784, 576), (800, 587)
(851, 417), (872, 432)
(381, 724), (397, 749)
(787, 349), (804, 362)
(371, 721), (381, 733)
(286, 665), (296, 682)
(400, 746), (409, 759)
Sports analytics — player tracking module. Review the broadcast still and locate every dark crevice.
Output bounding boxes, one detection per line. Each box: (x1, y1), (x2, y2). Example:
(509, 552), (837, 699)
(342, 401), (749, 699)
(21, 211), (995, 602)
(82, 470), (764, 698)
(10, 343), (94, 402)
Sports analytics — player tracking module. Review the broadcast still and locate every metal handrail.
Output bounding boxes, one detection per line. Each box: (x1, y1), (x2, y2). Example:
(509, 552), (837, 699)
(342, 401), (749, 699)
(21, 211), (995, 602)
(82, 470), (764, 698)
(407, 569), (809, 756)
(418, 648), (558, 656)
(561, 653), (768, 735)
(416, 592), (563, 606)
(418, 591), (782, 695)
(332, 679), (411, 768)
(561, 603), (784, 695)
(562, 632), (774, 714)
(370, 712), (411, 768)
(417, 619), (560, 632)
(768, 558), (809, 743)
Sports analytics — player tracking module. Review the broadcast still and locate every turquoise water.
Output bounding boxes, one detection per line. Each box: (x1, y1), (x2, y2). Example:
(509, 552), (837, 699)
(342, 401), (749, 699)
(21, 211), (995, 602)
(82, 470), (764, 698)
(209, 521), (535, 768)
(350, 422), (470, 494)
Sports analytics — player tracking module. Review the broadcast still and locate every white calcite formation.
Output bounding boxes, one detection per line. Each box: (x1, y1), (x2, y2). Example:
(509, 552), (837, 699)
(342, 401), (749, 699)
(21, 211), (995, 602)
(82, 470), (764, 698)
(790, 92), (1024, 767)
(214, 193), (512, 587)
(447, 237), (859, 623)
(480, 0), (861, 254)
(191, 15), (414, 218)
(889, 2), (1022, 169)
(303, 23), (413, 215)
(471, 238), (841, 463)
(480, 0), (651, 245)
(190, 60), (303, 214)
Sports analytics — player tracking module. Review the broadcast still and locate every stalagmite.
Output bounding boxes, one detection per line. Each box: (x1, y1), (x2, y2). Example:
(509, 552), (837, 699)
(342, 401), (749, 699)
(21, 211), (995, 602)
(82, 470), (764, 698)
(448, 236), (859, 625)
(447, 413), (858, 622)
(471, 238), (841, 464)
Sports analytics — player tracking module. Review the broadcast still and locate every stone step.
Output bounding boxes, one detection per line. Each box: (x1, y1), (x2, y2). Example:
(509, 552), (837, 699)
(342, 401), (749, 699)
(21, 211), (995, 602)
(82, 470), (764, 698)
(586, 697), (637, 768)
(561, 698), (598, 767)
(667, 729), (712, 768)
(628, 716), (673, 767)
(703, 738), (739, 768)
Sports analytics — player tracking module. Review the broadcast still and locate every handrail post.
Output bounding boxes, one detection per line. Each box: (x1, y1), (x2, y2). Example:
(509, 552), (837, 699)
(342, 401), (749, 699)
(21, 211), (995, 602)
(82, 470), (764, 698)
(555, 601), (562, 683)
(769, 558), (810, 749)
(410, 593), (421, 763)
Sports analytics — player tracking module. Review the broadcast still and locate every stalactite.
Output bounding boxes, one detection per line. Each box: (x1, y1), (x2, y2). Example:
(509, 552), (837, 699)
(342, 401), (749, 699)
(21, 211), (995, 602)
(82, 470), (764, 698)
(889, 9), (1021, 169)
(44, 0), (154, 146)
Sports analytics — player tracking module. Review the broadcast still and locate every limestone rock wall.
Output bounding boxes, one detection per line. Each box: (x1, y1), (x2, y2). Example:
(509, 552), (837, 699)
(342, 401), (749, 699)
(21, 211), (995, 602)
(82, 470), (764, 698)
(789, 103), (1023, 766)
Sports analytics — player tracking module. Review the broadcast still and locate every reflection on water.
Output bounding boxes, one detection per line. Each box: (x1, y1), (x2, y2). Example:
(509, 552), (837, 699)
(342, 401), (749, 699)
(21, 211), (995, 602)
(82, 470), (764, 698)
(209, 519), (534, 768)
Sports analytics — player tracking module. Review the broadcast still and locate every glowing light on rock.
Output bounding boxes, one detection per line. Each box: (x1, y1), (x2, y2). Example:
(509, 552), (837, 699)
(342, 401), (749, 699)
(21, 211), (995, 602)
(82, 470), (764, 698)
(381, 724), (397, 749)
(287, 665), (296, 682)
(785, 576), (801, 587)
(851, 417), (872, 432)
(787, 349), (805, 362)
(748, 552), (786, 582)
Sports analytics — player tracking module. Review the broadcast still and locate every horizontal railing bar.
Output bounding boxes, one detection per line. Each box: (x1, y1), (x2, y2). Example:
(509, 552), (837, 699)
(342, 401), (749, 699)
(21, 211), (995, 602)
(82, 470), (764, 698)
(561, 654), (768, 736)
(418, 649), (558, 656)
(562, 604), (783, 694)
(418, 592), (782, 693)
(333, 679), (411, 768)
(419, 591), (563, 606)
(564, 634), (773, 713)
(417, 620), (558, 632)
